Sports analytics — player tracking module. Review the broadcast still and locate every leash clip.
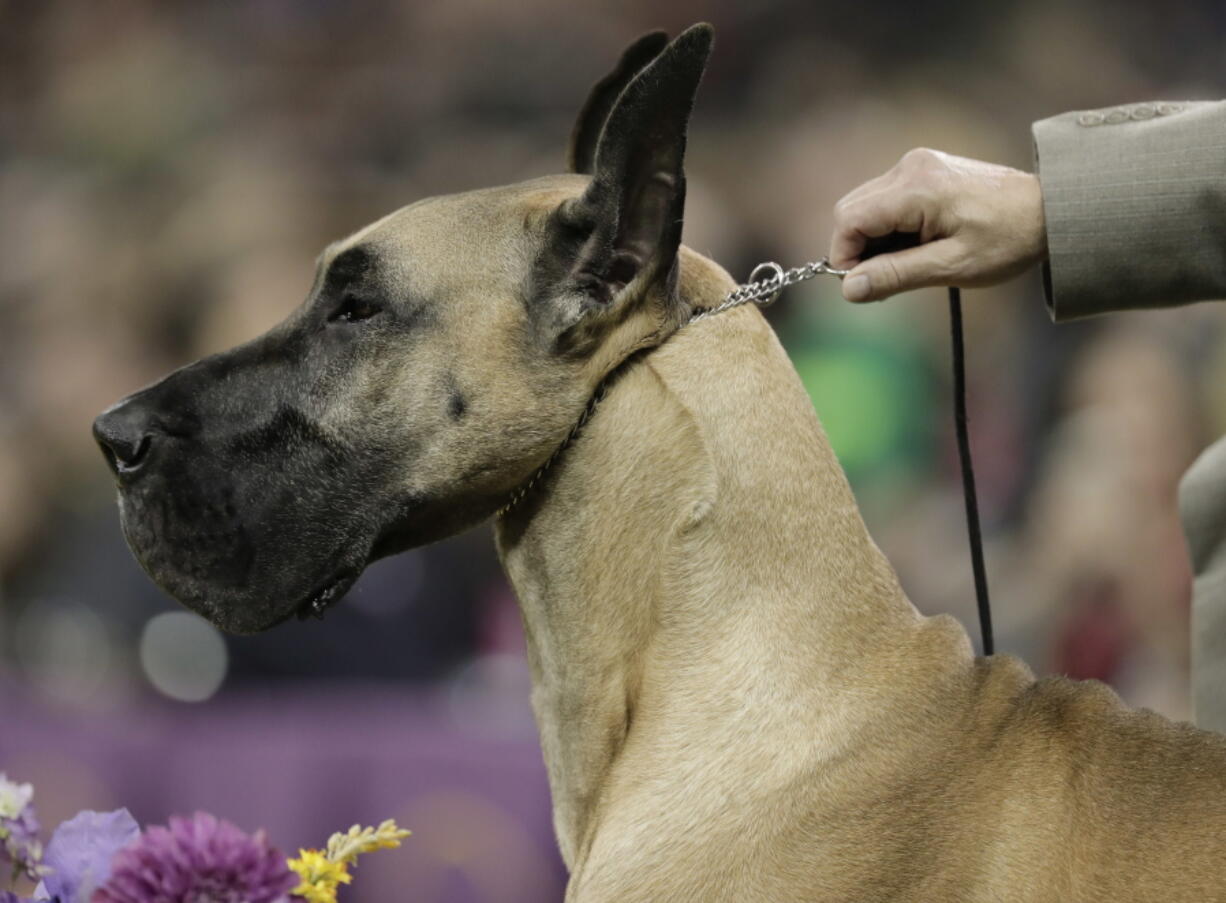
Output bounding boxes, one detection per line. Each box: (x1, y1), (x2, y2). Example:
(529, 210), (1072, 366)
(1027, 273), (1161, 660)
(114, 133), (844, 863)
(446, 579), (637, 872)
(814, 256), (851, 278)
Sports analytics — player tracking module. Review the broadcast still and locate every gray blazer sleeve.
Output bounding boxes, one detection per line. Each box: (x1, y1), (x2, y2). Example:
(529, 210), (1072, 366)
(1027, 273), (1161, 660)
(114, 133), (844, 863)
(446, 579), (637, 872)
(1032, 100), (1226, 321)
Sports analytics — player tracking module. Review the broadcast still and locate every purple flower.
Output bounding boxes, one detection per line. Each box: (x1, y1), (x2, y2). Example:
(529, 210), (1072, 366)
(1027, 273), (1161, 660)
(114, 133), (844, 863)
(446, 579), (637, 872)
(0, 774), (43, 884)
(92, 812), (296, 903)
(1, 807), (41, 885)
(32, 810), (140, 903)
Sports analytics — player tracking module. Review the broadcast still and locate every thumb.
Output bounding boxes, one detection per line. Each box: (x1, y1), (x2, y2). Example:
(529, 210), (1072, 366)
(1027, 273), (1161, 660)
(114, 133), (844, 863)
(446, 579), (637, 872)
(842, 240), (955, 303)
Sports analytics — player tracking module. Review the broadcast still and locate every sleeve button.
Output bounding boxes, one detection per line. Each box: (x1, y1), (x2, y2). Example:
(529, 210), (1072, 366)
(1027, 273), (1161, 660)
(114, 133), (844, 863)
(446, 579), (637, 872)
(1104, 109), (1129, 124)
(1130, 104), (1155, 120)
(1078, 111), (1105, 126)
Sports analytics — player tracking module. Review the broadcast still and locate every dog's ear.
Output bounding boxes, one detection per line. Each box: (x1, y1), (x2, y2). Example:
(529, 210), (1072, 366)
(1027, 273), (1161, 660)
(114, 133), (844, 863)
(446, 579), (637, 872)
(537, 23), (713, 354)
(567, 30), (669, 175)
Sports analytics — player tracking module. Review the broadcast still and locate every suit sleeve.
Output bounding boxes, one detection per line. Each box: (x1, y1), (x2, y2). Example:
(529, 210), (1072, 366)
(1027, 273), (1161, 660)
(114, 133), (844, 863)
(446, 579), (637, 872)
(1032, 100), (1226, 321)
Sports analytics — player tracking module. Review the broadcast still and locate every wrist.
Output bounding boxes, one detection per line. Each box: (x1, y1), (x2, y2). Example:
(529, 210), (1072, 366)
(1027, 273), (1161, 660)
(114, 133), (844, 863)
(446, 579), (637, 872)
(1023, 171), (1049, 266)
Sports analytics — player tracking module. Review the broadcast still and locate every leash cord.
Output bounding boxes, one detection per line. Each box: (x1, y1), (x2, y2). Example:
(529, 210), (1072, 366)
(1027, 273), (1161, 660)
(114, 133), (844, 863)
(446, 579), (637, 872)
(948, 287), (994, 656)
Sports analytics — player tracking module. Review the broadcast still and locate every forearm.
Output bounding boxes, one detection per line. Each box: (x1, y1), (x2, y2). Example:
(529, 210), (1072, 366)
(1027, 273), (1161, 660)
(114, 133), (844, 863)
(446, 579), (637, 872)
(1035, 100), (1226, 321)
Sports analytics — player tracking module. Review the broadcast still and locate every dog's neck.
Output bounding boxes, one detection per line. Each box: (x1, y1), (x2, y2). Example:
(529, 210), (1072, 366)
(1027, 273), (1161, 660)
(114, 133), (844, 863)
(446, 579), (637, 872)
(496, 250), (974, 873)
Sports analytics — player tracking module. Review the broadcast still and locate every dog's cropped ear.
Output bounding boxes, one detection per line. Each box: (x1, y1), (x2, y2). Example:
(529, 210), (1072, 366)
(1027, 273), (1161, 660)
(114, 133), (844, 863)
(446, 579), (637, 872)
(536, 23), (713, 355)
(567, 30), (669, 175)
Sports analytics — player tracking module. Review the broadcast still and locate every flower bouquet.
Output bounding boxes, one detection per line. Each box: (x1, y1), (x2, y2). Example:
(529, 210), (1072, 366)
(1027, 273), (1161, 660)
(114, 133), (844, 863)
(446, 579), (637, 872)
(1, 773), (408, 903)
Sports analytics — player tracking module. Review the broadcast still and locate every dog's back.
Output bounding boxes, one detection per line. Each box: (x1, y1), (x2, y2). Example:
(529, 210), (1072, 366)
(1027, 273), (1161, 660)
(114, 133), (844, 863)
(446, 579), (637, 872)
(962, 660), (1226, 901)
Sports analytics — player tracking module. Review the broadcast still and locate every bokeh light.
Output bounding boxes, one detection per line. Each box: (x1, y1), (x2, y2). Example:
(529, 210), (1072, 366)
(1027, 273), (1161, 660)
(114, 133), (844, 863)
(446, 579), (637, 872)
(14, 598), (114, 704)
(139, 612), (228, 702)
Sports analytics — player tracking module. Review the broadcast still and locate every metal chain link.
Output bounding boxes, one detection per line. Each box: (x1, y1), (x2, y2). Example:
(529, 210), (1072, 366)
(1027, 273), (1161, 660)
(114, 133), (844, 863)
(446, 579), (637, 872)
(495, 382), (609, 519)
(496, 256), (848, 519)
(687, 257), (849, 324)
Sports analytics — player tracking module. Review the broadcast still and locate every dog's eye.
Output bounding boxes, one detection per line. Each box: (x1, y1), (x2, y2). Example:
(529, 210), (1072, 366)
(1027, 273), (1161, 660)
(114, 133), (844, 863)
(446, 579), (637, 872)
(329, 295), (381, 324)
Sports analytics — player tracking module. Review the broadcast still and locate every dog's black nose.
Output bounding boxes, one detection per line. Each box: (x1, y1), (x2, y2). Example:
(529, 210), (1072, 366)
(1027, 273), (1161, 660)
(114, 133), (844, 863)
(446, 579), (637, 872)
(93, 400), (155, 480)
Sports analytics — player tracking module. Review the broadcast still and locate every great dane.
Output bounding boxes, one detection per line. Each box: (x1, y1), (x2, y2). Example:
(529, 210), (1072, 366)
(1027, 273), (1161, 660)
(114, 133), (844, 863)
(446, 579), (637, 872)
(94, 24), (1226, 902)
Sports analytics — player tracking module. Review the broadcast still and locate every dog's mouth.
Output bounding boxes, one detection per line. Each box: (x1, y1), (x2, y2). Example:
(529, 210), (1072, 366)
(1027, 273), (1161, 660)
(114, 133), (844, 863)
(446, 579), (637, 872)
(295, 569), (360, 622)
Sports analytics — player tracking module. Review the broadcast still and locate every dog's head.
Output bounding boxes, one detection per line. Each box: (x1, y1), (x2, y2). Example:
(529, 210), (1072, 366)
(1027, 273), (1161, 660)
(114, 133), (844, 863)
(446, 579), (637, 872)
(92, 26), (713, 633)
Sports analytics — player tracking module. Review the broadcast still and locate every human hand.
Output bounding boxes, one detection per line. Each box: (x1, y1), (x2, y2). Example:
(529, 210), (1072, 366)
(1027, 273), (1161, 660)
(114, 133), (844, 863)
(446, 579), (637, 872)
(829, 148), (1047, 302)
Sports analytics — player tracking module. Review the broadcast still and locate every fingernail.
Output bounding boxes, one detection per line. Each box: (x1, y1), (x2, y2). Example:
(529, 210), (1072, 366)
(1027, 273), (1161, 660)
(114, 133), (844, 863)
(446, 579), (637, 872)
(843, 274), (870, 302)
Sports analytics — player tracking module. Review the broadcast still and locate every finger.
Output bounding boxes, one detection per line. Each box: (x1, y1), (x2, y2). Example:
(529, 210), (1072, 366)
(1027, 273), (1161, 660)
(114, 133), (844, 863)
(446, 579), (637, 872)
(828, 177), (895, 266)
(841, 239), (957, 303)
(829, 187), (928, 271)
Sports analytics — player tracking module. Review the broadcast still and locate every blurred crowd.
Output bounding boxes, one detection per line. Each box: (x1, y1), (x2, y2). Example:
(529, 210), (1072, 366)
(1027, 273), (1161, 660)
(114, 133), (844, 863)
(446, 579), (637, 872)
(3, 0), (1226, 899)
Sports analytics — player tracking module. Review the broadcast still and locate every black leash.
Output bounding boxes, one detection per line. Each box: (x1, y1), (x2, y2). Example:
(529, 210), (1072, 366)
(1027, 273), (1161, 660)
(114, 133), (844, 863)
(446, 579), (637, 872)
(948, 286), (993, 655)
(856, 234), (994, 655)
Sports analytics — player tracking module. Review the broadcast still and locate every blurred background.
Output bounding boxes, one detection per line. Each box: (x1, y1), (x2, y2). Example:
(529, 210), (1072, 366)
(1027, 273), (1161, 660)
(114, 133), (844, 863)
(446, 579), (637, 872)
(2, 0), (1225, 899)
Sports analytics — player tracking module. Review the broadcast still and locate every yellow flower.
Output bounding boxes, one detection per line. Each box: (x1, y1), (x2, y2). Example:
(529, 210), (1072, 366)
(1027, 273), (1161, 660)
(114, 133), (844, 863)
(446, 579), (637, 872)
(287, 848), (351, 903)
(286, 820), (410, 902)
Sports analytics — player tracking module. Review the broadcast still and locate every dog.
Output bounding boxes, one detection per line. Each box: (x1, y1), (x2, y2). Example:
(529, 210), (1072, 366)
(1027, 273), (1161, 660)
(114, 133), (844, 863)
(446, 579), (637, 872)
(94, 24), (1226, 902)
